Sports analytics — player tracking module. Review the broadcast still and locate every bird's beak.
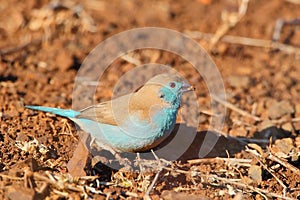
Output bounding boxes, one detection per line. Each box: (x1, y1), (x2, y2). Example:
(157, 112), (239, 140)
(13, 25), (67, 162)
(181, 82), (195, 93)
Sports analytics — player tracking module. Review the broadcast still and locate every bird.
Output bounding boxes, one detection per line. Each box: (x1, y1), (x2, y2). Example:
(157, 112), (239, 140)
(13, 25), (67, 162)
(25, 73), (194, 154)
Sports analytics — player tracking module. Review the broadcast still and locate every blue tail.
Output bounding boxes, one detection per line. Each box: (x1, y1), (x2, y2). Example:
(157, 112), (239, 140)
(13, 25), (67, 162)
(25, 106), (80, 118)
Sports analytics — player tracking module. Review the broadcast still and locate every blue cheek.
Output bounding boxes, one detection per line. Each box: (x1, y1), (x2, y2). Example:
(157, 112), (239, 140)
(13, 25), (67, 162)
(160, 86), (182, 108)
(160, 87), (177, 102)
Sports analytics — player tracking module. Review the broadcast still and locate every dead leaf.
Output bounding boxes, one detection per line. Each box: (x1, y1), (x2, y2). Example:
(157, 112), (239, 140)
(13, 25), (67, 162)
(67, 133), (89, 177)
(248, 165), (262, 184)
(274, 138), (294, 155)
(248, 143), (264, 156)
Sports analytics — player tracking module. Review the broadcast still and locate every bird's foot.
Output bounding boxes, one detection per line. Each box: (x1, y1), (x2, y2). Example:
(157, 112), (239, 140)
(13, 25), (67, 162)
(134, 151), (171, 173)
(114, 153), (133, 171)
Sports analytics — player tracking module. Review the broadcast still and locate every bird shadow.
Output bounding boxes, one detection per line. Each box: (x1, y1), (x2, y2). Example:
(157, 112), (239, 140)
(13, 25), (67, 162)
(89, 123), (293, 176)
(91, 123), (247, 169)
(152, 123), (246, 162)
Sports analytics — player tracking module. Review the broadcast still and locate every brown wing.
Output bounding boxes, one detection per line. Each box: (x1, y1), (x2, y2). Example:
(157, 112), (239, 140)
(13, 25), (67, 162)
(76, 94), (132, 126)
(128, 84), (170, 121)
(77, 84), (168, 126)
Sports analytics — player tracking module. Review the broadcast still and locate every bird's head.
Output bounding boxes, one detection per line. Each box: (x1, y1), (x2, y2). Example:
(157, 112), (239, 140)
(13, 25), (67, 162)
(140, 73), (194, 108)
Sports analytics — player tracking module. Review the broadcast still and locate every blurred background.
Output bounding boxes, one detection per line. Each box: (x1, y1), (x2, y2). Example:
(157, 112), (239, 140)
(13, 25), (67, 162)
(1, 0), (300, 134)
(0, 0), (300, 199)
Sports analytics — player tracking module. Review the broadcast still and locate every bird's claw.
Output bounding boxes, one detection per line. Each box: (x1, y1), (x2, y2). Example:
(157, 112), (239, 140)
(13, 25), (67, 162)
(113, 153), (133, 171)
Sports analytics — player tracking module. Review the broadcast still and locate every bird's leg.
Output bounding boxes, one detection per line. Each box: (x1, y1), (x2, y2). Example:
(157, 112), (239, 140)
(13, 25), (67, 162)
(114, 153), (132, 171)
(150, 150), (172, 169)
(91, 140), (132, 169)
(89, 136), (96, 147)
(151, 149), (163, 171)
(144, 150), (166, 199)
(136, 152), (145, 175)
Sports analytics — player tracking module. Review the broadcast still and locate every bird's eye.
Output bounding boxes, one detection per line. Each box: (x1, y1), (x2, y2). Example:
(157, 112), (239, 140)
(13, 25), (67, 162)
(169, 82), (176, 88)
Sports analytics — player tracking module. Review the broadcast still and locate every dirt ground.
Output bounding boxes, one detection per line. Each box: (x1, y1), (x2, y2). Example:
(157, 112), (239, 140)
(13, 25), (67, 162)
(1, 0), (300, 199)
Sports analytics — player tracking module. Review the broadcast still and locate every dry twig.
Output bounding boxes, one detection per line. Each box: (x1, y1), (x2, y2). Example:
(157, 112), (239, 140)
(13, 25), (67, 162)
(161, 165), (295, 200)
(0, 38), (42, 56)
(211, 94), (261, 121)
(209, 0), (249, 49)
(285, 0), (300, 3)
(267, 151), (300, 174)
(187, 157), (252, 167)
(121, 54), (142, 66)
(246, 146), (291, 197)
(186, 31), (300, 55)
(144, 150), (163, 199)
